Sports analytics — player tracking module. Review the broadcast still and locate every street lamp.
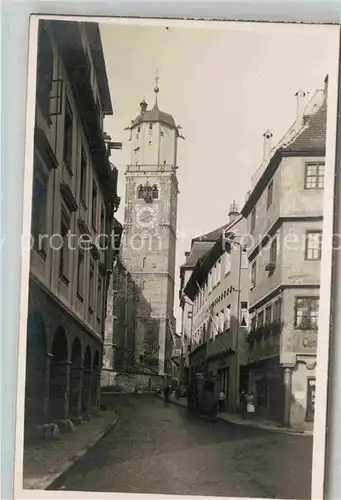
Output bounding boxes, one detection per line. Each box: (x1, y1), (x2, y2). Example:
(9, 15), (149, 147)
(224, 232), (243, 413)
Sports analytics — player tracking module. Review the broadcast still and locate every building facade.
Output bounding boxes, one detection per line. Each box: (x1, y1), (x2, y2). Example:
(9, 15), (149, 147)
(25, 20), (120, 439)
(241, 79), (327, 429)
(119, 82), (182, 378)
(179, 228), (224, 383)
(184, 206), (250, 411)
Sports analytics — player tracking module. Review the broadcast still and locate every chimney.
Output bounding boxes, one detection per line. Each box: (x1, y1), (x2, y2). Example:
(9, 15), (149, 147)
(228, 200), (239, 223)
(295, 89), (306, 121)
(263, 130), (273, 161)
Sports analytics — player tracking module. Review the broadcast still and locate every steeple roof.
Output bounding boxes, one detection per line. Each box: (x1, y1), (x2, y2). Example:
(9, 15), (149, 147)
(131, 102), (177, 129)
(129, 73), (178, 132)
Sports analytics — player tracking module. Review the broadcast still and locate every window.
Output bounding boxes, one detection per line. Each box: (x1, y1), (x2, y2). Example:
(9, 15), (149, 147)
(257, 310), (264, 328)
(80, 147), (87, 204)
(241, 246), (248, 269)
(217, 259), (221, 283)
(160, 131), (164, 137)
(251, 207), (256, 233)
(152, 185), (159, 199)
(305, 231), (322, 261)
(265, 305), (272, 325)
(219, 311), (225, 333)
(137, 185), (144, 199)
(224, 252), (231, 275)
(59, 209), (70, 281)
(89, 260), (94, 312)
(37, 24), (54, 122)
(224, 306), (231, 330)
(304, 162), (325, 189)
(63, 99), (73, 170)
(273, 299), (282, 322)
(295, 297), (319, 330)
(270, 237), (277, 264)
(267, 180), (274, 209)
(241, 302), (249, 327)
(91, 182), (97, 230)
(99, 205), (106, 249)
(214, 314), (219, 336)
(97, 275), (103, 321)
(148, 123), (153, 135)
(31, 166), (47, 253)
(251, 262), (256, 287)
(77, 251), (84, 298)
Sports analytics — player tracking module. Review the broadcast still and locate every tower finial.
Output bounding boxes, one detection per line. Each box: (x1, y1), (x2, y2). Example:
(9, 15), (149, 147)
(154, 68), (160, 106)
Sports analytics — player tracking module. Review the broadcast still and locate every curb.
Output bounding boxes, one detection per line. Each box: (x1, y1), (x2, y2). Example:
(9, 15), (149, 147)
(156, 395), (312, 437)
(24, 414), (119, 491)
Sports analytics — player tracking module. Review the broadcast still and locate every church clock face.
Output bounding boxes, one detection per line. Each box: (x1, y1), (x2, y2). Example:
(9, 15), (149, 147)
(136, 205), (158, 229)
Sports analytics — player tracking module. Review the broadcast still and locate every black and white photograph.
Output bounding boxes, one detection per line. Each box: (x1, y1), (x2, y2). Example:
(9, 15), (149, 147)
(15, 15), (339, 499)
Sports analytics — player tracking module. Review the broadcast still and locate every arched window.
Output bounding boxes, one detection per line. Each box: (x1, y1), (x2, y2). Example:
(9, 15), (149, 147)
(137, 185), (144, 199)
(152, 185), (159, 199)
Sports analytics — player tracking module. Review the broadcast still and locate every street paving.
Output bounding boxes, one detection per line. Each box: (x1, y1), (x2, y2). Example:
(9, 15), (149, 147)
(50, 394), (312, 498)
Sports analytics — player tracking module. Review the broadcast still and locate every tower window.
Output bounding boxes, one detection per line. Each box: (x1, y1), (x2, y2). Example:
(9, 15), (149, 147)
(152, 185), (159, 199)
(163, 160), (166, 165)
(137, 185), (144, 199)
(149, 123), (153, 129)
(160, 131), (164, 137)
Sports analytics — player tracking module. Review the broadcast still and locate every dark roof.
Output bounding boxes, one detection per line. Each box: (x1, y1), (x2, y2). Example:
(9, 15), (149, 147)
(242, 96), (327, 217)
(131, 102), (177, 130)
(184, 216), (242, 300)
(86, 23), (113, 115)
(192, 224), (228, 243)
(182, 241), (215, 268)
(281, 100), (326, 154)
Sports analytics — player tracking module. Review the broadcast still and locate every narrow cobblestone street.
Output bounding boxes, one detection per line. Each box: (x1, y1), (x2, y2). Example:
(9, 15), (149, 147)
(50, 395), (312, 498)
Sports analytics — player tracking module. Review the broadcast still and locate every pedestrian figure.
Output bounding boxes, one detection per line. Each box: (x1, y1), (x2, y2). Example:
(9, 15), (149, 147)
(163, 384), (170, 403)
(218, 390), (225, 412)
(246, 392), (256, 418)
(240, 390), (247, 419)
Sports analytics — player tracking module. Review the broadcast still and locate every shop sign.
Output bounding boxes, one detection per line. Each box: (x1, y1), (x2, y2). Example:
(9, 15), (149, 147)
(302, 336), (317, 349)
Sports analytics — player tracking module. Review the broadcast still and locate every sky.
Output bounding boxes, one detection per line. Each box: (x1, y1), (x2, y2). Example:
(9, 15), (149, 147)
(100, 19), (337, 330)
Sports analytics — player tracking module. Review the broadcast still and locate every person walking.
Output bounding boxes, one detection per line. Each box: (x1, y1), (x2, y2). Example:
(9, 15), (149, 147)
(240, 390), (247, 419)
(218, 390), (225, 412)
(246, 392), (256, 418)
(163, 384), (170, 403)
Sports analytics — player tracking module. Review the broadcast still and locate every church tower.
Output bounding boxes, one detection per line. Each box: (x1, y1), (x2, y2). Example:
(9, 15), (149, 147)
(121, 76), (182, 376)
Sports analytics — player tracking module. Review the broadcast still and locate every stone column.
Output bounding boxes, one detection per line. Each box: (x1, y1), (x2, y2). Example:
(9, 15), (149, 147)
(91, 371), (101, 415)
(49, 361), (71, 422)
(69, 365), (83, 425)
(283, 367), (293, 427)
(42, 352), (52, 424)
(82, 368), (92, 420)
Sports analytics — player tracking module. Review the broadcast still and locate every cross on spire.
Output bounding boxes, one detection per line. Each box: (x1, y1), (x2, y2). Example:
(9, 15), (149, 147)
(154, 69), (160, 91)
(154, 69), (160, 106)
